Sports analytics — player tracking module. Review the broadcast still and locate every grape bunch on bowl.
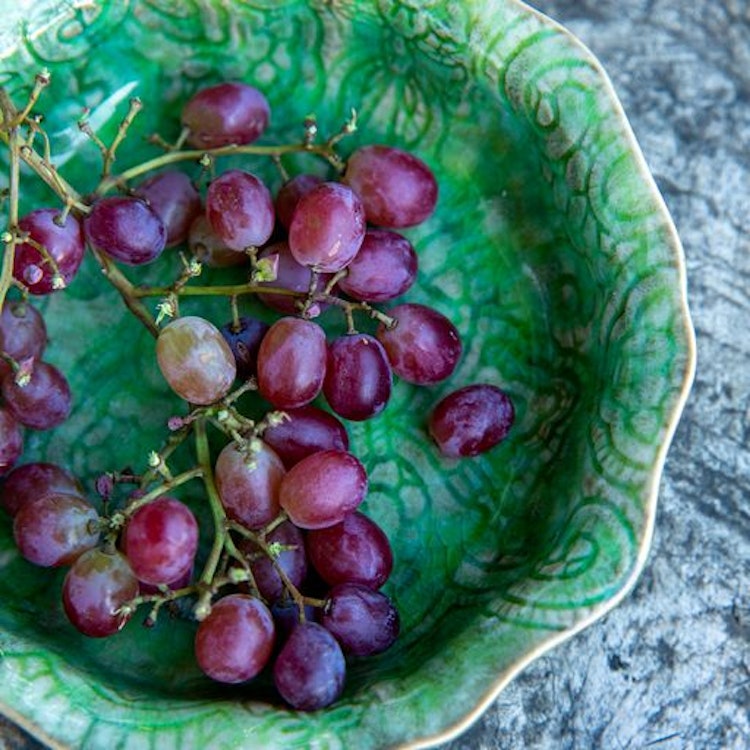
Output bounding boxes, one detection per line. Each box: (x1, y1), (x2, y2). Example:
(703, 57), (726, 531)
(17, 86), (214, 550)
(0, 2), (694, 749)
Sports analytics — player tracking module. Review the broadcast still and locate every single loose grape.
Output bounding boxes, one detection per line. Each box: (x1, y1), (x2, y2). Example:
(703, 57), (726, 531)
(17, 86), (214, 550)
(428, 384), (515, 457)
(156, 316), (237, 405)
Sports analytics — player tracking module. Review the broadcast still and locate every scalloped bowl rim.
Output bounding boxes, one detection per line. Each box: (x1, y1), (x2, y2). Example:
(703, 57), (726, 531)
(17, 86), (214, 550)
(0, 1), (697, 749)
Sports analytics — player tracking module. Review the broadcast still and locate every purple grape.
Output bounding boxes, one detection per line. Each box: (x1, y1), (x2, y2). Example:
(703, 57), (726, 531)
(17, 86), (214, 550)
(256, 241), (331, 316)
(239, 520), (307, 602)
(122, 496), (199, 586)
(288, 182), (365, 272)
(62, 548), (139, 637)
(275, 173), (323, 230)
(1, 360), (72, 430)
(323, 333), (392, 421)
(261, 405), (349, 469)
(279, 450), (367, 530)
(256, 317), (327, 410)
(219, 315), (269, 380)
(273, 621), (345, 710)
(84, 196), (167, 265)
(13, 492), (100, 567)
(156, 316), (237, 405)
(195, 594), (275, 683)
(206, 169), (274, 251)
(320, 583), (399, 656)
(306, 511), (393, 589)
(0, 407), (23, 475)
(376, 303), (462, 385)
(343, 144), (438, 228)
(0, 461), (82, 516)
(337, 229), (418, 302)
(135, 170), (202, 247)
(214, 440), (285, 530)
(188, 215), (247, 268)
(429, 384), (515, 457)
(0, 300), (47, 379)
(13, 208), (86, 294)
(181, 82), (270, 149)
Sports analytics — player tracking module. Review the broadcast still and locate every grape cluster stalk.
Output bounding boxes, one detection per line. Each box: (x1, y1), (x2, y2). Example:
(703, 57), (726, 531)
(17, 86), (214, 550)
(0, 75), (515, 709)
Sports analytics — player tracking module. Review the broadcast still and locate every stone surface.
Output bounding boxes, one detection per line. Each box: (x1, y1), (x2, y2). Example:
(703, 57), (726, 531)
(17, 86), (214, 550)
(444, 1), (750, 748)
(1, 1), (748, 748)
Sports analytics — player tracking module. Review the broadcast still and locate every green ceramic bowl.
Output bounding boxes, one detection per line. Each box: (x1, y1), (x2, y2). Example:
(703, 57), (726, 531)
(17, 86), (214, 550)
(0, 1), (695, 748)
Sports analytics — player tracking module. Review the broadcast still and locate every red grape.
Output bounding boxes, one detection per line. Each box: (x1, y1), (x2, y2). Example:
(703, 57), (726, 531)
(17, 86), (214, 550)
(323, 333), (392, 421)
(288, 182), (365, 272)
(219, 315), (269, 380)
(123, 496), (199, 586)
(13, 492), (99, 567)
(343, 144), (438, 227)
(84, 196), (167, 265)
(156, 316), (237, 405)
(214, 441), (285, 530)
(195, 594), (275, 683)
(376, 303), (462, 385)
(239, 520), (307, 602)
(205, 169), (274, 251)
(320, 583), (399, 656)
(62, 548), (139, 637)
(278, 450), (367, 530)
(188, 215), (247, 268)
(429, 384), (515, 457)
(261, 405), (349, 469)
(275, 173), (323, 230)
(135, 170), (202, 247)
(1, 461), (82, 516)
(1, 360), (72, 430)
(0, 407), (23, 475)
(273, 621), (345, 710)
(13, 208), (85, 294)
(256, 241), (331, 316)
(256, 317), (327, 410)
(0, 300), (47, 379)
(182, 82), (270, 149)
(306, 511), (393, 589)
(337, 229), (418, 302)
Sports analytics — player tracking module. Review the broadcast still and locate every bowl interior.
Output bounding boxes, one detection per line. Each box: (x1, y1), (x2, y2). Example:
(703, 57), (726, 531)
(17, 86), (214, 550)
(0, 2), (693, 748)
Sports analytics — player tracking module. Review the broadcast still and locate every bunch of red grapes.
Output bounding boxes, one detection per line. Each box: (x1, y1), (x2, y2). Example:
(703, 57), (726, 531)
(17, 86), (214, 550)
(0, 80), (514, 710)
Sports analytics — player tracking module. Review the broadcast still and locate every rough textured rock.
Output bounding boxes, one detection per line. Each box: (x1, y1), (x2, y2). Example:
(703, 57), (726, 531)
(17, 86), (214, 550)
(445, 1), (750, 748)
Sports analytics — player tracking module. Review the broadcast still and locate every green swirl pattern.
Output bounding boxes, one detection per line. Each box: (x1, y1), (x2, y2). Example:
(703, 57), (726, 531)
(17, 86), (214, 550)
(0, 1), (694, 748)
